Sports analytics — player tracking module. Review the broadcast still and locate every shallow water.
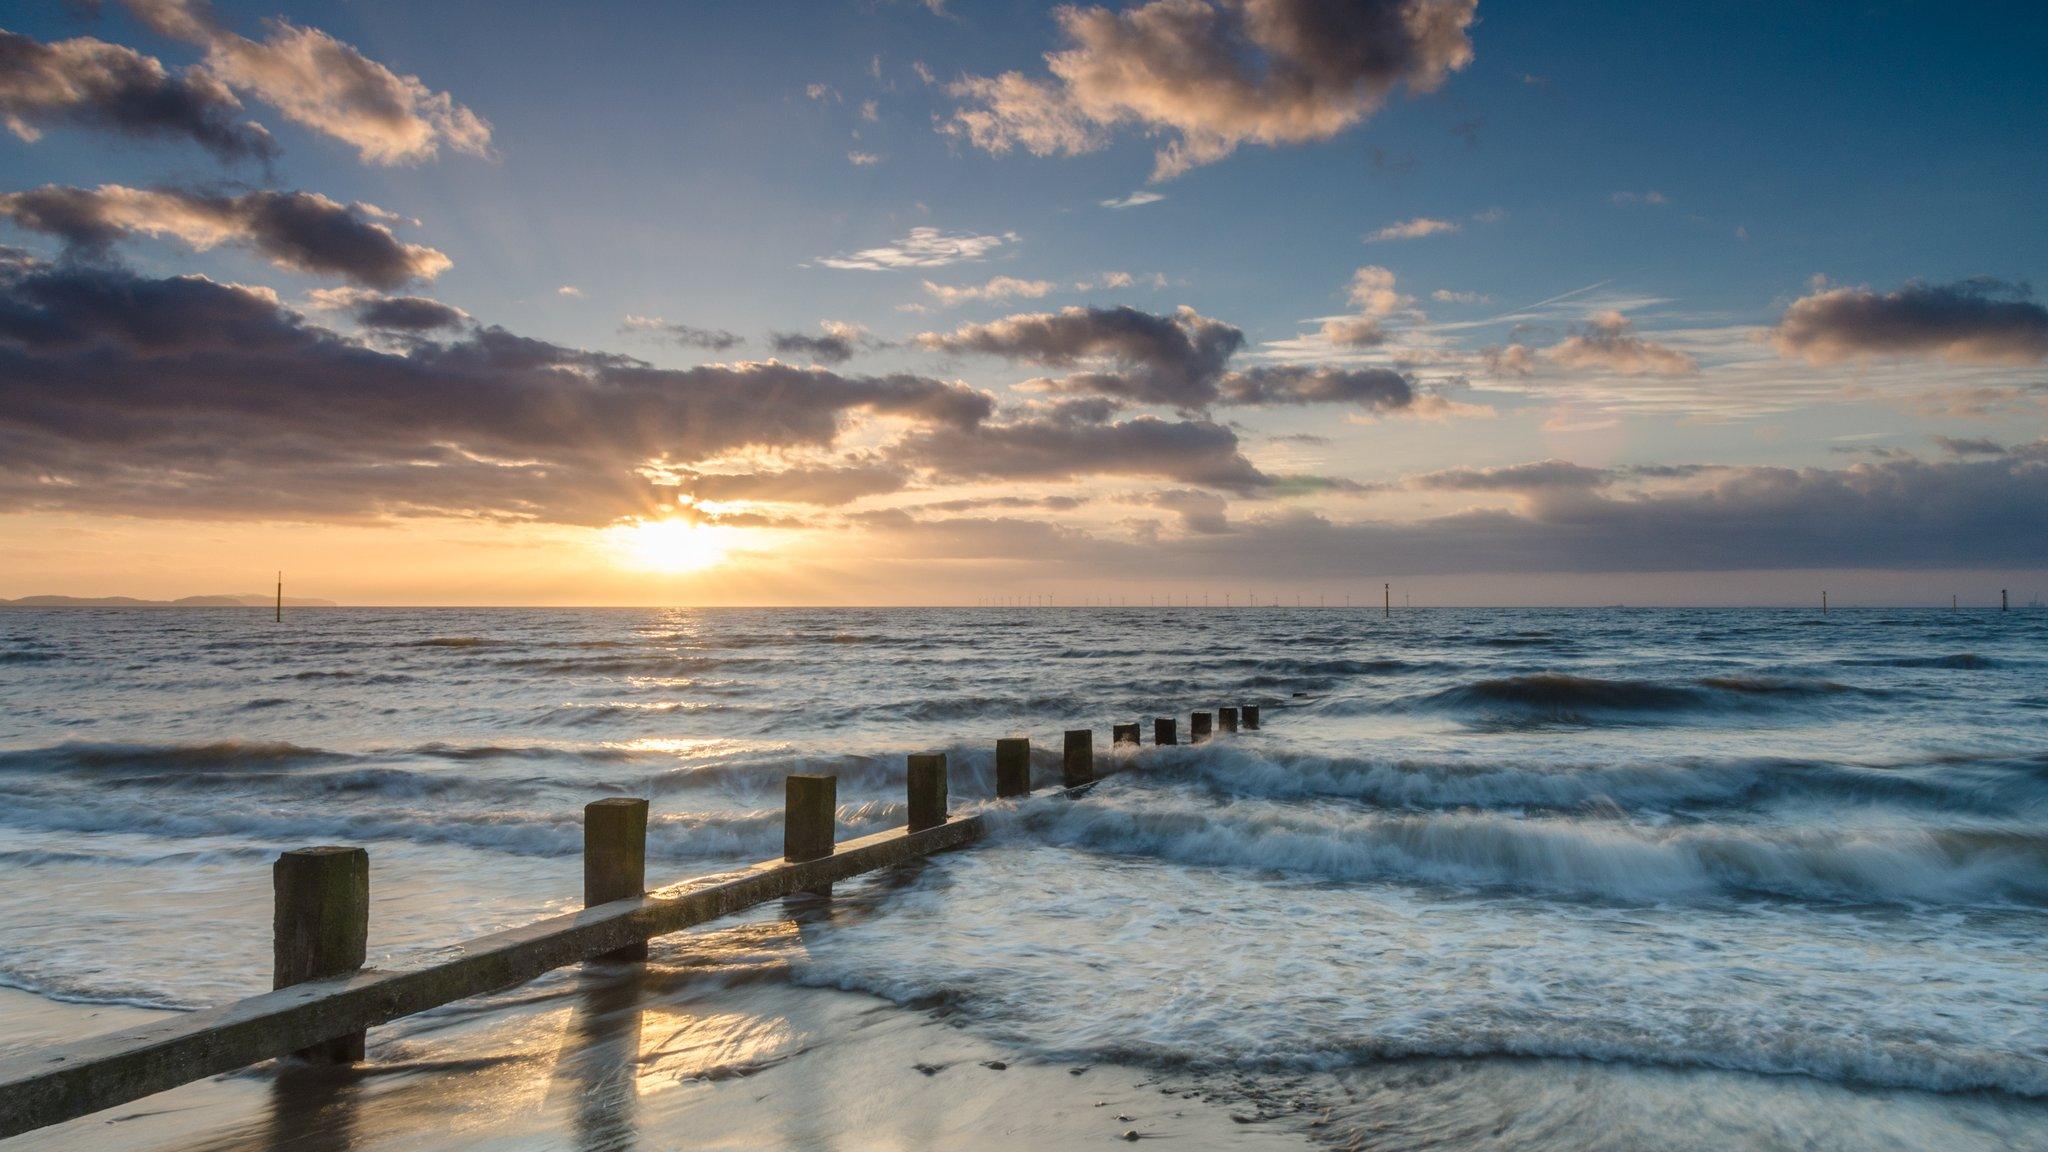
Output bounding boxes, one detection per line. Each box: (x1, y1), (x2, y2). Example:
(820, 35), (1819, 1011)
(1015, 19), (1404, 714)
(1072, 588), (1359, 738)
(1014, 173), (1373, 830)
(2, 606), (2044, 1147)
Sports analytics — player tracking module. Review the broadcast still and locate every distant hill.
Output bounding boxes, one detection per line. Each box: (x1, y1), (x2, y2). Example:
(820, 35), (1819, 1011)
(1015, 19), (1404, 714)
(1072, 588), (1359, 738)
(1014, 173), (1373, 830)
(0, 594), (339, 608)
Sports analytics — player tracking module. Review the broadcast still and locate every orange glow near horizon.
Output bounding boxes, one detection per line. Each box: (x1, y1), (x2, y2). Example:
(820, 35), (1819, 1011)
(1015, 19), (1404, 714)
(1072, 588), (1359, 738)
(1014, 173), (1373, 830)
(607, 517), (739, 574)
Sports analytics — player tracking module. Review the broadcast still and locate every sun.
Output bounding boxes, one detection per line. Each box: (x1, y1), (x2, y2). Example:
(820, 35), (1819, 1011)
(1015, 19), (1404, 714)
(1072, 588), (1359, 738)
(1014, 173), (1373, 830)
(608, 517), (734, 573)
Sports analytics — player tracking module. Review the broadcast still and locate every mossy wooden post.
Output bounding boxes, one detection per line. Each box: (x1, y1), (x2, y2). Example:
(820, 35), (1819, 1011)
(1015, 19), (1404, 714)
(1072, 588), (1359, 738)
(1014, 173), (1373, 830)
(584, 798), (649, 962)
(996, 738), (1031, 798)
(1219, 706), (1240, 734)
(784, 775), (837, 898)
(1063, 729), (1094, 787)
(1243, 705), (1260, 730)
(273, 847), (368, 1063)
(1154, 717), (1177, 746)
(1112, 722), (1140, 747)
(907, 753), (948, 832)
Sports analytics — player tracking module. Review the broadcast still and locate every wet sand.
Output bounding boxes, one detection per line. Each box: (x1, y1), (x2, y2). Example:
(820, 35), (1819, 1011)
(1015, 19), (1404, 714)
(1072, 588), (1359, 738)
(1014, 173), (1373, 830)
(4, 931), (1306, 1152)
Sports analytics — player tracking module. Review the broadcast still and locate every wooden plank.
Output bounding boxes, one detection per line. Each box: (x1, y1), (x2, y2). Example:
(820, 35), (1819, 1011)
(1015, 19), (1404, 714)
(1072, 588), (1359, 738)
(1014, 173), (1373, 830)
(0, 814), (986, 1139)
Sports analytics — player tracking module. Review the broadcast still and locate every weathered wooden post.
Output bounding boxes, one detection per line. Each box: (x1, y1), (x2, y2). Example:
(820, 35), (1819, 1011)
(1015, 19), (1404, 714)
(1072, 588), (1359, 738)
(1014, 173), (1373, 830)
(1218, 706), (1239, 733)
(273, 846), (368, 1063)
(996, 737), (1032, 798)
(907, 753), (948, 832)
(1243, 705), (1260, 730)
(584, 798), (648, 962)
(1191, 711), (1212, 742)
(1063, 729), (1094, 787)
(1112, 722), (1140, 746)
(1154, 717), (1177, 746)
(784, 775), (837, 897)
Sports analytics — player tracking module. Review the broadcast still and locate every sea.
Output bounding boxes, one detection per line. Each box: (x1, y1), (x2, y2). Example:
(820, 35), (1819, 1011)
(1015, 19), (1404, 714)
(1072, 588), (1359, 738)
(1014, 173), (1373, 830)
(1, 606), (2044, 1149)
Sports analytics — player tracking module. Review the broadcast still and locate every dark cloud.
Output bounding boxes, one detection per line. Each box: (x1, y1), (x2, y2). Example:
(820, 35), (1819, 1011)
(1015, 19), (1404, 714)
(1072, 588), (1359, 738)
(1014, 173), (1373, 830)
(0, 255), (992, 524)
(947, 0), (1478, 179)
(1415, 460), (1611, 492)
(620, 316), (742, 352)
(894, 411), (1271, 492)
(349, 293), (467, 332)
(0, 29), (274, 161)
(1158, 446), (2048, 576)
(1218, 365), (1414, 409)
(1774, 278), (2048, 365)
(913, 494), (1090, 513)
(918, 305), (1244, 406)
(121, 0), (491, 165)
(769, 321), (886, 365)
(1931, 436), (2006, 457)
(0, 184), (450, 288)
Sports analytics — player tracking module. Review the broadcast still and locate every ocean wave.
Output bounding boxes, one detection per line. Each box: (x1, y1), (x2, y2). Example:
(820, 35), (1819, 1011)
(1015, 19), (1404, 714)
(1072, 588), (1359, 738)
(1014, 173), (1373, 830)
(1133, 745), (2040, 816)
(1000, 795), (2048, 907)
(1384, 672), (1880, 723)
(0, 795), (909, 862)
(0, 972), (199, 1013)
(1836, 652), (2000, 670)
(408, 637), (513, 648)
(0, 649), (60, 664)
(0, 740), (352, 774)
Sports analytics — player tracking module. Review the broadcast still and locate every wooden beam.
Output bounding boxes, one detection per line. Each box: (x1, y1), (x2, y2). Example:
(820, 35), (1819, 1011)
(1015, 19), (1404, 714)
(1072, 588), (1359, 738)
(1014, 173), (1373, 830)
(0, 815), (985, 1139)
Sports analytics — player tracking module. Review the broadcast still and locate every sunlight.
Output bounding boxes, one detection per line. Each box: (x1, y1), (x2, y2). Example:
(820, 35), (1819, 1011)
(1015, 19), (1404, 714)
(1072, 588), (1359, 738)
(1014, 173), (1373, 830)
(608, 518), (736, 574)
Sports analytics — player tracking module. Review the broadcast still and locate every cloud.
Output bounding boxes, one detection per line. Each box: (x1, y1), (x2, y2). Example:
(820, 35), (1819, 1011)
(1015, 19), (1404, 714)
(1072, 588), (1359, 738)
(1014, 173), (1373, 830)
(0, 184), (452, 288)
(1772, 278), (2048, 366)
(847, 150), (882, 166)
(1101, 190), (1165, 209)
(1364, 216), (1459, 242)
(1414, 459), (1611, 491)
(894, 410), (1272, 492)
(1610, 190), (1669, 207)
(1318, 264), (1412, 346)
(1155, 447), (2048, 576)
(917, 304), (1244, 407)
(0, 29), (275, 162)
(619, 315), (743, 351)
(1144, 488), (1231, 534)
(1432, 289), (1489, 304)
(683, 462), (911, 506)
(815, 226), (1017, 270)
(945, 0), (1477, 180)
(308, 287), (467, 332)
(123, 0), (491, 164)
(1931, 435), (2006, 457)
(0, 253), (993, 525)
(769, 320), (887, 365)
(555, 285), (582, 297)
(919, 274), (1056, 308)
(1217, 365), (1414, 410)
(1544, 310), (1697, 376)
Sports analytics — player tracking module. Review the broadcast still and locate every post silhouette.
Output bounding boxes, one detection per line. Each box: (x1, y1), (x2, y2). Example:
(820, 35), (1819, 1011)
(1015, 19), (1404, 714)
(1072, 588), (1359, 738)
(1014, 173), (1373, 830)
(273, 847), (368, 1063)
(1062, 729), (1094, 787)
(583, 798), (649, 961)
(995, 737), (1031, 798)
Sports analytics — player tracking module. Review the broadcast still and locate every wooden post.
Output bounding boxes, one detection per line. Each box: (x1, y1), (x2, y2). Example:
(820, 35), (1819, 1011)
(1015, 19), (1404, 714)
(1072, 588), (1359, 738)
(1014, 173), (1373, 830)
(1112, 722), (1140, 746)
(1242, 705), (1260, 730)
(584, 798), (648, 962)
(995, 738), (1031, 798)
(1191, 711), (1212, 742)
(1384, 582), (1390, 619)
(1062, 729), (1094, 787)
(273, 847), (368, 1063)
(1154, 717), (1177, 746)
(784, 775), (836, 897)
(907, 753), (948, 832)
(2003, 589), (2009, 612)
(1218, 706), (1239, 733)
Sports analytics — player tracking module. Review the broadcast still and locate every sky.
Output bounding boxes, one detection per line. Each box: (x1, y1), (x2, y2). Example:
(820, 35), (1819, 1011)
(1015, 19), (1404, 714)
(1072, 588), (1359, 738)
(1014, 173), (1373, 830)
(0, 0), (2043, 606)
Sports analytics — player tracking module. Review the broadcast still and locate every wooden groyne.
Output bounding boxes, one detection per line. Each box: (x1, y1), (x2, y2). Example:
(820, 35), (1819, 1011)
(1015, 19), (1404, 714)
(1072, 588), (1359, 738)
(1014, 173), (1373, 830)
(0, 705), (1269, 1140)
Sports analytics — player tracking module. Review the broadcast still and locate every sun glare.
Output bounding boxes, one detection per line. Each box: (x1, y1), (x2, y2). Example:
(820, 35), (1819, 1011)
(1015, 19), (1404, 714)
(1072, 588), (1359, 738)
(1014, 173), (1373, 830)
(610, 518), (734, 573)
